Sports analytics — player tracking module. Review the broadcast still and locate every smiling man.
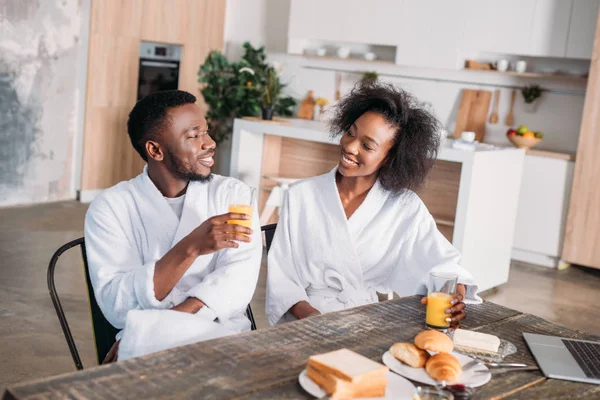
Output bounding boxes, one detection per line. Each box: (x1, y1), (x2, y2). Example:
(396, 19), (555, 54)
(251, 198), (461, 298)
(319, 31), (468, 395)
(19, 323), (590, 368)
(84, 90), (261, 361)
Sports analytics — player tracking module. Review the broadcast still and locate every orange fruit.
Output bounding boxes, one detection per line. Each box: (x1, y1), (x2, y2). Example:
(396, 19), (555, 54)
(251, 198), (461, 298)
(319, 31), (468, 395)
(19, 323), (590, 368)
(523, 131), (535, 139)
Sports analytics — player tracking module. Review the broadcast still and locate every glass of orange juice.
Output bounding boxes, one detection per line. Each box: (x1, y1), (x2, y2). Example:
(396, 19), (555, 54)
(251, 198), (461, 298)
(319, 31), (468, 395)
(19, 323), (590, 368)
(226, 187), (255, 235)
(426, 272), (457, 331)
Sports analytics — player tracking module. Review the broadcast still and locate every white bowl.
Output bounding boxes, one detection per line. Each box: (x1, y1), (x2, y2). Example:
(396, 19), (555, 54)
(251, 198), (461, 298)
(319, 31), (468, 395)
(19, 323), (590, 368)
(315, 48), (326, 57)
(364, 52), (376, 61)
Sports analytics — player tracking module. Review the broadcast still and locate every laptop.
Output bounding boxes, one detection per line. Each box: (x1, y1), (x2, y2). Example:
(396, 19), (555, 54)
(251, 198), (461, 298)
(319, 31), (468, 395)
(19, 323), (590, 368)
(523, 333), (600, 385)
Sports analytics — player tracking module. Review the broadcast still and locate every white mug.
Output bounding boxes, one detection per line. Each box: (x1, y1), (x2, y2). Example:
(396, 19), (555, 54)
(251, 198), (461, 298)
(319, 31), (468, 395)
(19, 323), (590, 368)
(337, 47), (350, 59)
(515, 60), (527, 73)
(461, 131), (476, 143)
(496, 59), (509, 72)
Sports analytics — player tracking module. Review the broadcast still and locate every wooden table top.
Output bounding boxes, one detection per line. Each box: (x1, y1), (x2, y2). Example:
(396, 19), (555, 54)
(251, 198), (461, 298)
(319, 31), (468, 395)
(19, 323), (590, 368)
(3, 296), (600, 400)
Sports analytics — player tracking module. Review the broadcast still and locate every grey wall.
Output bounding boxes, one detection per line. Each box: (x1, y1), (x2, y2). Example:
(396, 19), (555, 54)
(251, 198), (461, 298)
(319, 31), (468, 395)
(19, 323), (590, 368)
(0, 0), (84, 206)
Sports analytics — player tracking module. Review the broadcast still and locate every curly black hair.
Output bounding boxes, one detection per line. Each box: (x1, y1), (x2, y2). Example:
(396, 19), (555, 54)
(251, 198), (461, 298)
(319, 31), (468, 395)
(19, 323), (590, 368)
(329, 82), (440, 194)
(127, 90), (197, 161)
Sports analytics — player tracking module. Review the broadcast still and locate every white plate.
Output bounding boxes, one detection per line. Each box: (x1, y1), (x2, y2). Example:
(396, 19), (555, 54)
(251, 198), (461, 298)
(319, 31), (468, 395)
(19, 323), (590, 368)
(382, 351), (491, 388)
(299, 369), (416, 400)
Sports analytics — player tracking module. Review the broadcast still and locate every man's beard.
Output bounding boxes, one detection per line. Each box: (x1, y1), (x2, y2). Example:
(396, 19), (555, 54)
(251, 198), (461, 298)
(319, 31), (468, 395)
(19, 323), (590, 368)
(166, 148), (213, 183)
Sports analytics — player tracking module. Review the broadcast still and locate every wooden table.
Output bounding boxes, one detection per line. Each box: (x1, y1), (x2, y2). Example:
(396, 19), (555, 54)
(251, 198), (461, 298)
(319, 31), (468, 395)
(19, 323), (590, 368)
(4, 297), (600, 399)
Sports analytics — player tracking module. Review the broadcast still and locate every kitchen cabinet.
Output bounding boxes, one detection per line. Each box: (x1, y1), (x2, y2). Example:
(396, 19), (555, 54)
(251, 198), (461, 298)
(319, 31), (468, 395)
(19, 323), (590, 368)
(395, 1), (466, 69)
(512, 155), (574, 268)
(288, 0), (599, 67)
(566, 0), (600, 58)
(288, 0), (344, 42)
(342, 0), (400, 46)
(288, 0), (400, 45)
(462, 0), (537, 56)
(530, 0), (573, 57)
(563, 10), (600, 269)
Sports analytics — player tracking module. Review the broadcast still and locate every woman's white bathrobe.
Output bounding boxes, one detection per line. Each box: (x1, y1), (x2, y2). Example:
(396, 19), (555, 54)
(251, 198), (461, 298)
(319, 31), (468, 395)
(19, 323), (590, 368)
(266, 168), (481, 325)
(84, 167), (261, 360)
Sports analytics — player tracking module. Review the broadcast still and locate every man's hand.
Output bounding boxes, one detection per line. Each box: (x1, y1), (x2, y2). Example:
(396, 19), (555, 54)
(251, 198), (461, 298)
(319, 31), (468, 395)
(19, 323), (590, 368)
(185, 212), (253, 257)
(171, 297), (205, 314)
(153, 212), (253, 301)
(421, 284), (467, 329)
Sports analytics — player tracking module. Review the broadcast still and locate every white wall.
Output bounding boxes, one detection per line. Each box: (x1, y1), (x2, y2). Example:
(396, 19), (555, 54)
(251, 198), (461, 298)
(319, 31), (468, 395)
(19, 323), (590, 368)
(0, 0), (87, 206)
(224, 0), (291, 59)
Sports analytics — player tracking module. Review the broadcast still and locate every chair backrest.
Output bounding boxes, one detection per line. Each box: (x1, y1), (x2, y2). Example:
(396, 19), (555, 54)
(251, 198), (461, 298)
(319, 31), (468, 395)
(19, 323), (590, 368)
(49, 224), (278, 369)
(47, 237), (118, 369)
(262, 223), (277, 253)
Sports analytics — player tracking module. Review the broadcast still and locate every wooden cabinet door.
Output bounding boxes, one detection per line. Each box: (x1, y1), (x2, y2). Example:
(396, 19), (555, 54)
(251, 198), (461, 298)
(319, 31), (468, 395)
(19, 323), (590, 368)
(566, 0), (600, 58)
(563, 11), (600, 269)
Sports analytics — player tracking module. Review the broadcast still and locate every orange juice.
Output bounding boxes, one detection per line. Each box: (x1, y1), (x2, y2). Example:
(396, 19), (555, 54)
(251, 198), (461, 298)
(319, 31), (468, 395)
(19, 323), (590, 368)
(227, 204), (253, 232)
(426, 292), (453, 329)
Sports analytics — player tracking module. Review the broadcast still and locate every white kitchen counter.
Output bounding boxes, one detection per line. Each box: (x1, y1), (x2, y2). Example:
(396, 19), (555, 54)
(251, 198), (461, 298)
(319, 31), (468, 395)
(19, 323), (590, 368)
(230, 117), (525, 291)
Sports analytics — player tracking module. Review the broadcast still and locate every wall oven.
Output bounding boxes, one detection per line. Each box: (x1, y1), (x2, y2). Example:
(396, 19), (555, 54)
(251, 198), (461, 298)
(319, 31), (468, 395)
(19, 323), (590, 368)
(137, 42), (182, 101)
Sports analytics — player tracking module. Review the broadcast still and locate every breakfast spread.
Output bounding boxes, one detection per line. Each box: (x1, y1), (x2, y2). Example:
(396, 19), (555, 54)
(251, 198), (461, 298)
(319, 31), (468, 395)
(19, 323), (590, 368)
(304, 329), (503, 398)
(306, 348), (389, 399)
(388, 329), (504, 385)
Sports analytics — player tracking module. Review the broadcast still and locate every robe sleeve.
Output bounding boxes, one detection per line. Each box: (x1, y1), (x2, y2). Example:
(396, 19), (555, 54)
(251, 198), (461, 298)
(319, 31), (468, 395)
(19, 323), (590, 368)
(391, 197), (482, 304)
(265, 193), (310, 325)
(84, 197), (173, 329)
(184, 198), (263, 323)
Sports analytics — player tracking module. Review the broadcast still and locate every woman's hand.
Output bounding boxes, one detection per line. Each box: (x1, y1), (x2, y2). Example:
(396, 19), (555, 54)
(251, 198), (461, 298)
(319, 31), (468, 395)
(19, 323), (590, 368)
(290, 301), (322, 320)
(421, 284), (467, 329)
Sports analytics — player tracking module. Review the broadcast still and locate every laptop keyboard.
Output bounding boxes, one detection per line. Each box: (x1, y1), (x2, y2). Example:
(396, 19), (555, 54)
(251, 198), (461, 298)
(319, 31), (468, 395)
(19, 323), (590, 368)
(562, 339), (600, 379)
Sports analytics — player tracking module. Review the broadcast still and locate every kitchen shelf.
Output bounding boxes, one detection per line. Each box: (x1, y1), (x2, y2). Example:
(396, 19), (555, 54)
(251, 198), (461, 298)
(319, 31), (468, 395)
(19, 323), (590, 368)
(464, 69), (588, 83)
(301, 54), (394, 66)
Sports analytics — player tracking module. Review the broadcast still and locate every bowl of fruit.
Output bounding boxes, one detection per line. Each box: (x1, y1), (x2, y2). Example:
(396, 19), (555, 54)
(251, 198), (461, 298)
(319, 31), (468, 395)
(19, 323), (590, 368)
(506, 125), (543, 149)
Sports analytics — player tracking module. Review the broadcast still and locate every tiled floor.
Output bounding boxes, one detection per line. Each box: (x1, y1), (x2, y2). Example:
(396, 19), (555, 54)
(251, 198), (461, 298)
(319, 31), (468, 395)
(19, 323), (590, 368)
(1, 200), (599, 389)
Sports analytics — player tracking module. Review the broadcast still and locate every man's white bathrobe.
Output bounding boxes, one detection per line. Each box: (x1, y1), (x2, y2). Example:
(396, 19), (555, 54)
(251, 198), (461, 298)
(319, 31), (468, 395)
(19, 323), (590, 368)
(266, 168), (481, 325)
(84, 167), (261, 360)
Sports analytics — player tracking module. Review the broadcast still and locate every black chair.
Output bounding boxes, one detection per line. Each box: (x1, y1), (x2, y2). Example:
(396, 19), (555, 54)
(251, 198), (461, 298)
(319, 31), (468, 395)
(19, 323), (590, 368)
(47, 224), (277, 370)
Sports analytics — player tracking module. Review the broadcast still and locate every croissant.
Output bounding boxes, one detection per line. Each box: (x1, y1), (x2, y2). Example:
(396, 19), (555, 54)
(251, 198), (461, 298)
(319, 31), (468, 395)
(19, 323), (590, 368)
(389, 342), (430, 368)
(414, 330), (454, 353)
(425, 353), (462, 383)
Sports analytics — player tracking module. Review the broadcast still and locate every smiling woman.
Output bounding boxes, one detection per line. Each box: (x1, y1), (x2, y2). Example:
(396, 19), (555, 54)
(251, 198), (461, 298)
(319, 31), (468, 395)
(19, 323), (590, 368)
(330, 82), (440, 195)
(265, 81), (482, 327)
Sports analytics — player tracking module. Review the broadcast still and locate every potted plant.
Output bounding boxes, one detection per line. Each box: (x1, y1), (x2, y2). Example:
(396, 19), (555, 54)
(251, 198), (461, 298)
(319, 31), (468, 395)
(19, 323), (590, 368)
(259, 67), (281, 120)
(361, 71), (379, 85)
(198, 42), (296, 142)
(521, 84), (543, 113)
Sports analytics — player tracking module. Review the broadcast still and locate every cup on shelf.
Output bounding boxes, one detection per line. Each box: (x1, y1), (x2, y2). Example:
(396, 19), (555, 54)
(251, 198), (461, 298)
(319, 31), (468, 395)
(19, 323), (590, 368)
(315, 47), (326, 57)
(336, 47), (350, 59)
(364, 51), (376, 61)
(496, 59), (509, 72)
(515, 60), (527, 73)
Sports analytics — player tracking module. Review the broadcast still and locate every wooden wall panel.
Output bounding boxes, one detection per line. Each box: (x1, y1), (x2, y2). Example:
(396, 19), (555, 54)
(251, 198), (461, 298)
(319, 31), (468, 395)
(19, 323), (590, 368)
(81, 0), (226, 192)
(278, 138), (340, 178)
(562, 11), (600, 269)
(90, 0), (142, 37)
(85, 35), (139, 108)
(418, 160), (461, 223)
(140, 0), (190, 44)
